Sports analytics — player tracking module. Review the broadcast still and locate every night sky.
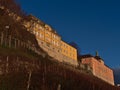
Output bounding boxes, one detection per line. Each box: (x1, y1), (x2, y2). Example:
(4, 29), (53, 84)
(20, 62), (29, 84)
(17, 0), (120, 68)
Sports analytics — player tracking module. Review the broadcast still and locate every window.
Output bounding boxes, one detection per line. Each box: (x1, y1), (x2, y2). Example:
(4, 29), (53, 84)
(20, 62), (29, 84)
(62, 43), (64, 47)
(40, 33), (41, 37)
(33, 30), (35, 34)
(46, 37), (50, 42)
(36, 32), (38, 36)
(53, 41), (55, 45)
(56, 42), (59, 46)
(55, 36), (58, 40)
(52, 40), (54, 44)
(46, 43), (50, 47)
(40, 33), (44, 38)
(54, 35), (56, 38)
(39, 26), (43, 30)
(36, 24), (38, 28)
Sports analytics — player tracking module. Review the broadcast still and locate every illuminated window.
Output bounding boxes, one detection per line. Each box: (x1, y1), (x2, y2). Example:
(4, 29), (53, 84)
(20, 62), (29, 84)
(39, 26), (43, 30)
(36, 24), (38, 28)
(36, 32), (38, 36)
(54, 35), (56, 38)
(40, 33), (42, 38)
(33, 30), (35, 34)
(52, 40), (54, 44)
(56, 42), (59, 46)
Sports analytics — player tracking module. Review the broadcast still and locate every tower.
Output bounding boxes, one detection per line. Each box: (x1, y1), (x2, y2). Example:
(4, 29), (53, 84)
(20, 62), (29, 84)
(95, 51), (99, 56)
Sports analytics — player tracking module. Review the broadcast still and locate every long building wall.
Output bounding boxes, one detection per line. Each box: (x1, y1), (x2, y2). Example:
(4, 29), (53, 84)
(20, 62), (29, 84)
(23, 15), (78, 66)
(23, 15), (114, 85)
(61, 41), (77, 60)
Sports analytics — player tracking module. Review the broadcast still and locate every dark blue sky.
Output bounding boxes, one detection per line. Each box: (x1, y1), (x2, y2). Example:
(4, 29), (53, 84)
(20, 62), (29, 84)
(17, 0), (120, 68)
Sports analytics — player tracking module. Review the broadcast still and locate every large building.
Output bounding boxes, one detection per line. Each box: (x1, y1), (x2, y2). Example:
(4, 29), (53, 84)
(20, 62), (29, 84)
(23, 15), (115, 85)
(81, 53), (114, 85)
(1, 5), (115, 86)
(24, 15), (78, 66)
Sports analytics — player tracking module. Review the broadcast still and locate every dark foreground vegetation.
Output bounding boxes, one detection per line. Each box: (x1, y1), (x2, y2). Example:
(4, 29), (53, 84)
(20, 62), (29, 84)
(0, 47), (120, 90)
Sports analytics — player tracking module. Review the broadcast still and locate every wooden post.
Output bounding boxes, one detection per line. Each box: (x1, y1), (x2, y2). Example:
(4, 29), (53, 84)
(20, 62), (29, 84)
(6, 56), (9, 74)
(4, 37), (7, 47)
(93, 83), (94, 90)
(16, 57), (19, 71)
(27, 71), (32, 90)
(15, 39), (17, 48)
(21, 41), (23, 47)
(0, 32), (4, 46)
(26, 43), (28, 49)
(8, 35), (11, 48)
(57, 84), (61, 90)
(18, 39), (20, 48)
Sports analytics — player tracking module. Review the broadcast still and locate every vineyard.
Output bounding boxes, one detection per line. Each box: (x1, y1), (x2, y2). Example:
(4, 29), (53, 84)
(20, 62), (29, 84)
(0, 52), (120, 90)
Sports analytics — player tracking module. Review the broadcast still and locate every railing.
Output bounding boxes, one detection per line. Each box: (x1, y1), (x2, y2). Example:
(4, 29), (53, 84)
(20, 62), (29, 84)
(0, 31), (46, 57)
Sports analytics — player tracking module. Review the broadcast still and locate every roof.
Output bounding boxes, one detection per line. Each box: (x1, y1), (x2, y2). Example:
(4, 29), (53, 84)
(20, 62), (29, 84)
(51, 29), (61, 37)
(79, 54), (93, 59)
(94, 56), (103, 60)
(61, 40), (78, 51)
(26, 14), (45, 26)
(80, 54), (104, 61)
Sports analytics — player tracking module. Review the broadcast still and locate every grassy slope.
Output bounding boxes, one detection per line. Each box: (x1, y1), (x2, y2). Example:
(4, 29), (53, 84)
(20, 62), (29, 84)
(0, 46), (38, 60)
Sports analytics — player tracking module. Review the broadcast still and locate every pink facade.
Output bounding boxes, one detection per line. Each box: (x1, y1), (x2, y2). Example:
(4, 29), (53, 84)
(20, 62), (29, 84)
(81, 55), (114, 85)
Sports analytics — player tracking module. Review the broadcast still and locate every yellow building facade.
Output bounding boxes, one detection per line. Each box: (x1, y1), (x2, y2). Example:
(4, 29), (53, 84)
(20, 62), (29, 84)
(24, 15), (78, 66)
(61, 41), (77, 60)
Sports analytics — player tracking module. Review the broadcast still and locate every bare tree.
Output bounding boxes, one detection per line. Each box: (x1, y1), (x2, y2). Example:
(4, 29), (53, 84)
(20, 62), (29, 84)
(69, 42), (81, 56)
(0, 0), (25, 17)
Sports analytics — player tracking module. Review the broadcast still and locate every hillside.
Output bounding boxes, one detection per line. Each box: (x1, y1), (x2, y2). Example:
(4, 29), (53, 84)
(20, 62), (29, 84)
(0, 48), (120, 90)
(0, 7), (38, 47)
(0, 0), (120, 90)
(0, 17), (119, 90)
